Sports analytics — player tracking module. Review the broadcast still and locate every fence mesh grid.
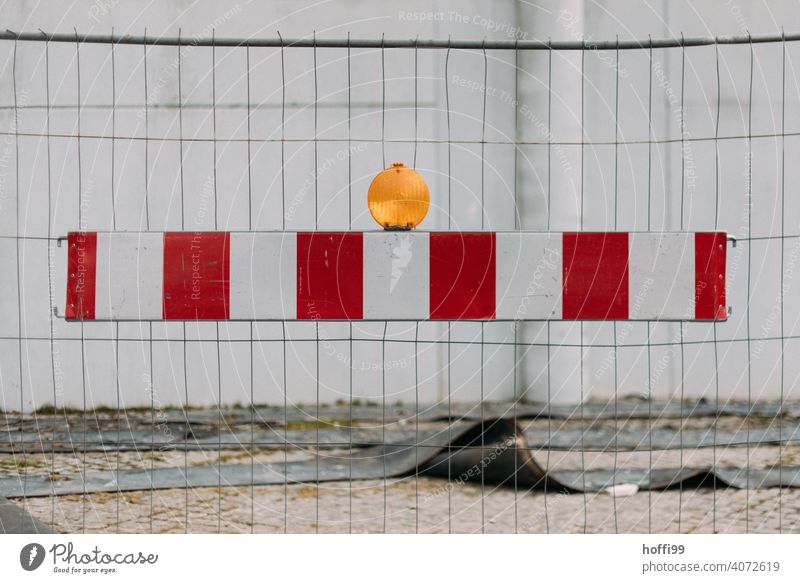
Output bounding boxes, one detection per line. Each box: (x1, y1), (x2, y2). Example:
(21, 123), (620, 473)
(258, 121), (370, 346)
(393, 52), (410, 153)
(0, 31), (798, 533)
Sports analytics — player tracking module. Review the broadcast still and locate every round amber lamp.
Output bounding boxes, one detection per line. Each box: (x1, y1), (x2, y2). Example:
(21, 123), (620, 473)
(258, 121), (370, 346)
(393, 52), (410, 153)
(367, 162), (430, 230)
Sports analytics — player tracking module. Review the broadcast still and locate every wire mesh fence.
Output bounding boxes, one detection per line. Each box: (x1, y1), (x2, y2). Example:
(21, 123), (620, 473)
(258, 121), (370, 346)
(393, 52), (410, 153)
(0, 30), (799, 533)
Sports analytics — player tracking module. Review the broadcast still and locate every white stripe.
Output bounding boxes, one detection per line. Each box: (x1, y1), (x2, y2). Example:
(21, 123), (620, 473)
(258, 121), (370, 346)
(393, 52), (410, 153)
(363, 232), (429, 319)
(495, 233), (562, 319)
(94, 232), (163, 319)
(230, 233), (297, 319)
(628, 232), (694, 320)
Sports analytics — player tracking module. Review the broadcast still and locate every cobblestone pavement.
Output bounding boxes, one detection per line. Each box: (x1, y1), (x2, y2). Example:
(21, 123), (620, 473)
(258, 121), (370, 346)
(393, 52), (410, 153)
(10, 440), (800, 533)
(15, 478), (800, 533)
(4, 410), (800, 533)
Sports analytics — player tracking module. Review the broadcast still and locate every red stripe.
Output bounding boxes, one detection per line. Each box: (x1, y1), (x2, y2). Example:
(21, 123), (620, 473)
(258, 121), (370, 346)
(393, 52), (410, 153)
(563, 232), (629, 320)
(162, 232), (230, 320)
(65, 232), (97, 320)
(694, 232), (727, 320)
(297, 232), (363, 319)
(429, 232), (496, 320)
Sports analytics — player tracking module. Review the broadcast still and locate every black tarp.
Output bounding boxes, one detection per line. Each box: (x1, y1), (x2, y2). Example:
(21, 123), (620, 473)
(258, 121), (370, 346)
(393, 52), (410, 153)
(1, 419), (797, 499)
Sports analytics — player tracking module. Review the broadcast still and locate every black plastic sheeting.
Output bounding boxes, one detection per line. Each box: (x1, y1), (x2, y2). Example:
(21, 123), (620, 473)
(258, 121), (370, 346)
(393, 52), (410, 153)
(119, 398), (800, 424)
(2, 423), (799, 454)
(4, 399), (800, 430)
(2, 419), (798, 499)
(0, 497), (53, 533)
(3, 398), (799, 454)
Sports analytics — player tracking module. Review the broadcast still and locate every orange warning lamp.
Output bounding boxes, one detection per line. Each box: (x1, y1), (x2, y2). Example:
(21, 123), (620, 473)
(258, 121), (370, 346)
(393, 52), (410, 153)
(367, 162), (430, 230)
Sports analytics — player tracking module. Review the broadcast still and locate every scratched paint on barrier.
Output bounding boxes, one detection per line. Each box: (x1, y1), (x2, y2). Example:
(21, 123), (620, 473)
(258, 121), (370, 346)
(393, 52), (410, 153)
(62, 231), (728, 322)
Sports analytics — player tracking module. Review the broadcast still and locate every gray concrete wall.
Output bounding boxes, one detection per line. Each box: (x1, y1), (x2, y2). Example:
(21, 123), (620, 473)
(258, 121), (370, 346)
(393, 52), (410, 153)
(1, 0), (799, 409)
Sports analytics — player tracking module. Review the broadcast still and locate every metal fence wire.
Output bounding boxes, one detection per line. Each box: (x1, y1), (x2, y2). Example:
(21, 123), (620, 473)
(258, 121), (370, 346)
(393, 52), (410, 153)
(0, 30), (799, 534)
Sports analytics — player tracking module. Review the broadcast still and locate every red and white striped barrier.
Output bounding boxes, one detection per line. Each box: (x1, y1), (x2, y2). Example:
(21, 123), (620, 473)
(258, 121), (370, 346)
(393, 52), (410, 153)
(64, 231), (727, 322)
